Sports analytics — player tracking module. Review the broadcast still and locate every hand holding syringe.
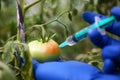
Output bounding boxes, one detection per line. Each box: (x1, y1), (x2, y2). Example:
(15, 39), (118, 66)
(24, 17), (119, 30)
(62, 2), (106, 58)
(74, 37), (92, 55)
(59, 15), (117, 48)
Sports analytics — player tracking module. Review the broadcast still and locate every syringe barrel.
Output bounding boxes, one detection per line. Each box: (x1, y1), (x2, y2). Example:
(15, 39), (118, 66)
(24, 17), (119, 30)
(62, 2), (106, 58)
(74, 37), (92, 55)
(73, 16), (116, 42)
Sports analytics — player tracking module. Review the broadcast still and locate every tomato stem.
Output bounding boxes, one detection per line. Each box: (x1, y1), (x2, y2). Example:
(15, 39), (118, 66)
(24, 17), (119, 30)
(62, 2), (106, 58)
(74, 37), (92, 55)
(24, 9), (71, 43)
(7, 35), (17, 41)
(56, 20), (69, 37)
(16, 0), (25, 42)
(24, 0), (42, 14)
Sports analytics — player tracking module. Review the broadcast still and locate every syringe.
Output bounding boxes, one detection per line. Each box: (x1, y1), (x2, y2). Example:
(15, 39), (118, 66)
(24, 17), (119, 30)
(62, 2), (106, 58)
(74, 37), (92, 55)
(59, 16), (116, 48)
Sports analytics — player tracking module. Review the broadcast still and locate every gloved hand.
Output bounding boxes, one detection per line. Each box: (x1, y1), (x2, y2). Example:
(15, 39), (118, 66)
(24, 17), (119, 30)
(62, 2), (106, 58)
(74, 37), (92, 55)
(32, 7), (120, 80)
(82, 6), (120, 74)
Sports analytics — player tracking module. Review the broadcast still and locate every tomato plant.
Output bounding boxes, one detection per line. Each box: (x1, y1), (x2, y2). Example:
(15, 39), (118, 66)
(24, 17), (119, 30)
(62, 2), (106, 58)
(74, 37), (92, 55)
(28, 39), (60, 62)
(1, 0), (116, 79)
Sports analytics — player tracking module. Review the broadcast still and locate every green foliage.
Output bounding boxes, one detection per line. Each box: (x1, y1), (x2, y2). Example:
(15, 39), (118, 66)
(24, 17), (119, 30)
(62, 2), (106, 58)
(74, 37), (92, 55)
(0, 0), (120, 79)
(84, 0), (119, 15)
(0, 61), (16, 80)
(75, 48), (103, 69)
(2, 41), (15, 64)
(0, 0), (16, 44)
(2, 41), (33, 80)
(0, 0), (1, 11)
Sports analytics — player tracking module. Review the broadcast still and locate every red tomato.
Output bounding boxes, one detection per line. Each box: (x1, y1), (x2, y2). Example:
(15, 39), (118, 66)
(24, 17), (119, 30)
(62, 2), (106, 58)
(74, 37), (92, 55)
(28, 39), (60, 62)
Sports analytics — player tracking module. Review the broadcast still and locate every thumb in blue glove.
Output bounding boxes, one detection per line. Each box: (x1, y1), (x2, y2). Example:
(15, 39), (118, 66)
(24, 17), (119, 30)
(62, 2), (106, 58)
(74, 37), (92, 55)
(32, 59), (120, 80)
(82, 6), (120, 73)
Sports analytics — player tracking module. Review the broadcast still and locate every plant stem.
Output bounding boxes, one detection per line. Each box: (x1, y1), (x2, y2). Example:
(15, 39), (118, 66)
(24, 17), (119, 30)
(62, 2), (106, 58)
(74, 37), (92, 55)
(17, 28), (21, 42)
(27, 10), (70, 39)
(7, 35), (17, 41)
(39, 0), (46, 23)
(56, 20), (69, 37)
(42, 19), (57, 26)
(42, 10), (69, 26)
(8, 10), (70, 42)
(24, 0), (42, 14)
(19, 0), (24, 15)
(16, 0), (25, 42)
(56, 10), (69, 19)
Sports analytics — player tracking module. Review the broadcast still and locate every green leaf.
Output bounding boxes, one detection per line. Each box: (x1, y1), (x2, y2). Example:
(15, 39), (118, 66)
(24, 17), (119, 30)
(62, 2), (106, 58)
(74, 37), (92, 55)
(0, 61), (16, 80)
(72, 8), (78, 15)
(2, 41), (15, 64)
(68, 12), (72, 21)
(21, 44), (34, 80)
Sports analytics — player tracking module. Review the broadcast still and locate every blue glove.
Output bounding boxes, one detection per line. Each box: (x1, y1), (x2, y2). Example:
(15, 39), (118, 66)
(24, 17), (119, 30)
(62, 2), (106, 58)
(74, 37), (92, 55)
(82, 6), (120, 74)
(32, 7), (120, 80)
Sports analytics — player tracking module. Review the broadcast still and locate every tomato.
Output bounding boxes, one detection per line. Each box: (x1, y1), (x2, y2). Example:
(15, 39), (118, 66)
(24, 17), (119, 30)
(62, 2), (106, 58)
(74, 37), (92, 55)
(28, 39), (60, 62)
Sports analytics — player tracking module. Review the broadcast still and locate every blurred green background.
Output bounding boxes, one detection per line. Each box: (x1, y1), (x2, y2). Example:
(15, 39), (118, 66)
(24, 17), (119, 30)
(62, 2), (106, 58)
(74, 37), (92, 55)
(0, 0), (120, 69)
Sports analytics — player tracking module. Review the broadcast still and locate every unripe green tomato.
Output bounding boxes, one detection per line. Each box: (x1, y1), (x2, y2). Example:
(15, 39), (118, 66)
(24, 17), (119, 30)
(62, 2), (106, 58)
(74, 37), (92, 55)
(28, 39), (60, 62)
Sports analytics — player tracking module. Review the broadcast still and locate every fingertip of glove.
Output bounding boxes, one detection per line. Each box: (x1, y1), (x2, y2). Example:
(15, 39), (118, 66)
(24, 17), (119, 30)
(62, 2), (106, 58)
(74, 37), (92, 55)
(82, 11), (107, 24)
(88, 28), (105, 48)
(82, 11), (96, 24)
(102, 45), (120, 59)
(88, 28), (101, 40)
(111, 7), (120, 21)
